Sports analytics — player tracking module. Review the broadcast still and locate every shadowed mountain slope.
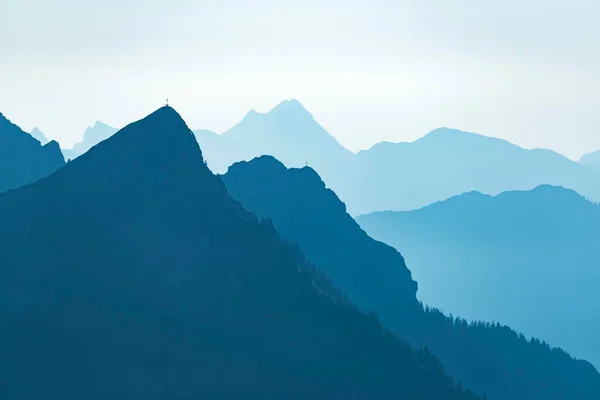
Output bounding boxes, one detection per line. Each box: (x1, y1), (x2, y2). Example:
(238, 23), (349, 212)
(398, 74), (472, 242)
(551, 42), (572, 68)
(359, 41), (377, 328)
(0, 107), (479, 400)
(223, 156), (600, 400)
(358, 185), (600, 368)
(0, 112), (64, 193)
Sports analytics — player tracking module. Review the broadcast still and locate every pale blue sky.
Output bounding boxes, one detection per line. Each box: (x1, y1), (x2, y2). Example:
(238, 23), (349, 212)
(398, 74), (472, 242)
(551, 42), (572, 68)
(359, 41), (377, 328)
(1, 0), (598, 159)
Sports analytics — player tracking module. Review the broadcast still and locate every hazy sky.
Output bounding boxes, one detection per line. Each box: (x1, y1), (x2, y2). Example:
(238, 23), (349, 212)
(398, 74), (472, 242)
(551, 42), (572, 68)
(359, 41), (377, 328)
(1, 0), (598, 159)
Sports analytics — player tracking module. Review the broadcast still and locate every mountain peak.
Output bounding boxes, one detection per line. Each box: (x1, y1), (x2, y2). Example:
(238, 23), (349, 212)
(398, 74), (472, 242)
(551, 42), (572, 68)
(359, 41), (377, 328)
(0, 111), (65, 193)
(30, 127), (48, 144)
(84, 106), (197, 159)
(420, 127), (480, 141)
(270, 98), (312, 117)
(239, 99), (312, 122)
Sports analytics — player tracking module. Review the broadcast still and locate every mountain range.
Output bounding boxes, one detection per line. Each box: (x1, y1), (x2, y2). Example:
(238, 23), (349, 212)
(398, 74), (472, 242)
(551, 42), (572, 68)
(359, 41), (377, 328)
(194, 99), (353, 188)
(4, 103), (600, 398)
(223, 156), (600, 400)
(0, 112), (64, 193)
(0, 107), (481, 400)
(357, 185), (600, 368)
(46, 100), (600, 216)
(195, 100), (600, 215)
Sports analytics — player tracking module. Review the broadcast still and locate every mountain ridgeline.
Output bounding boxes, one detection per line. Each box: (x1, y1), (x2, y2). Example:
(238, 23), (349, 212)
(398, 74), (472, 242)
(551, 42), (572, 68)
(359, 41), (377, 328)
(196, 100), (600, 215)
(0, 107), (479, 400)
(0, 111), (64, 193)
(194, 99), (353, 186)
(357, 185), (600, 368)
(222, 156), (600, 400)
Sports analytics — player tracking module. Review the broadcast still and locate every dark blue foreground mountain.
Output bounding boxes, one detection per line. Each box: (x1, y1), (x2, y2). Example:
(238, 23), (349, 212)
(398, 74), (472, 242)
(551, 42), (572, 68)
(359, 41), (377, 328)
(357, 185), (600, 368)
(0, 107), (479, 400)
(0, 112), (64, 193)
(222, 156), (600, 400)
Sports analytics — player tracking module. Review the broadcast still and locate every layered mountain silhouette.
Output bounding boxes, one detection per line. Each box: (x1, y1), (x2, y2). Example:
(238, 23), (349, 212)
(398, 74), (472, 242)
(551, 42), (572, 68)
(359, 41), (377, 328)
(194, 99), (353, 184)
(358, 185), (600, 367)
(346, 129), (600, 213)
(0, 112), (64, 193)
(196, 100), (600, 214)
(223, 156), (600, 400)
(62, 121), (118, 160)
(29, 127), (48, 144)
(580, 150), (600, 172)
(0, 107), (480, 400)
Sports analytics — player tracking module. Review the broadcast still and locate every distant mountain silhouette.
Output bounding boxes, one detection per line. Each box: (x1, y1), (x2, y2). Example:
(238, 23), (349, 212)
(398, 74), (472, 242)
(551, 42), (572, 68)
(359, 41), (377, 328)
(194, 99), (354, 180)
(29, 127), (48, 144)
(357, 185), (600, 367)
(196, 103), (600, 214)
(0, 107), (479, 400)
(223, 156), (600, 400)
(343, 128), (600, 213)
(0, 112), (64, 193)
(580, 150), (600, 172)
(62, 121), (118, 160)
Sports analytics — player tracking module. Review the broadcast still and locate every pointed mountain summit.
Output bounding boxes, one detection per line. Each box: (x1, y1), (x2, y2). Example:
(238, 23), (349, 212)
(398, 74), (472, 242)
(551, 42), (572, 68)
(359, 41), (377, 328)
(358, 184), (600, 368)
(195, 99), (353, 179)
(223, 156), (600, 400)
(0, 111), (64, 193)
(0, 107), (480, 400)
(30, 127), (48, 144)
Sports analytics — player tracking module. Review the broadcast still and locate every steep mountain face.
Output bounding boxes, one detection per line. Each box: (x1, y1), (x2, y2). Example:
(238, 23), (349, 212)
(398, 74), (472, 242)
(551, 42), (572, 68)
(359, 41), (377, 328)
(63, 121), (118, 159)
(29, 127), (48, 144)
(580, 150), (600, 172)
(357, 185), (600, 368)
(223, 156), (420, 321)
(0, 112), (65, 193)
(223, 157), (600, 400)
(194, 99), (354, 179)
(0, 107), (479, 400)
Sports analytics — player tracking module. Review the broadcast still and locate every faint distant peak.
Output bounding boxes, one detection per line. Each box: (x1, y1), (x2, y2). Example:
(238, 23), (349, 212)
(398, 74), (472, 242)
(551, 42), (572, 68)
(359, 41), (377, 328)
(85, 120), (116, 135)
(270, 98), (311, 116)
(240, 99), (312, 121)
(30, 127), (48, 144)
(419, 127), (484, 141)
(92, 121), (113, 129)
(580, 150), (600, 165)
(241, 108), (260, 121)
